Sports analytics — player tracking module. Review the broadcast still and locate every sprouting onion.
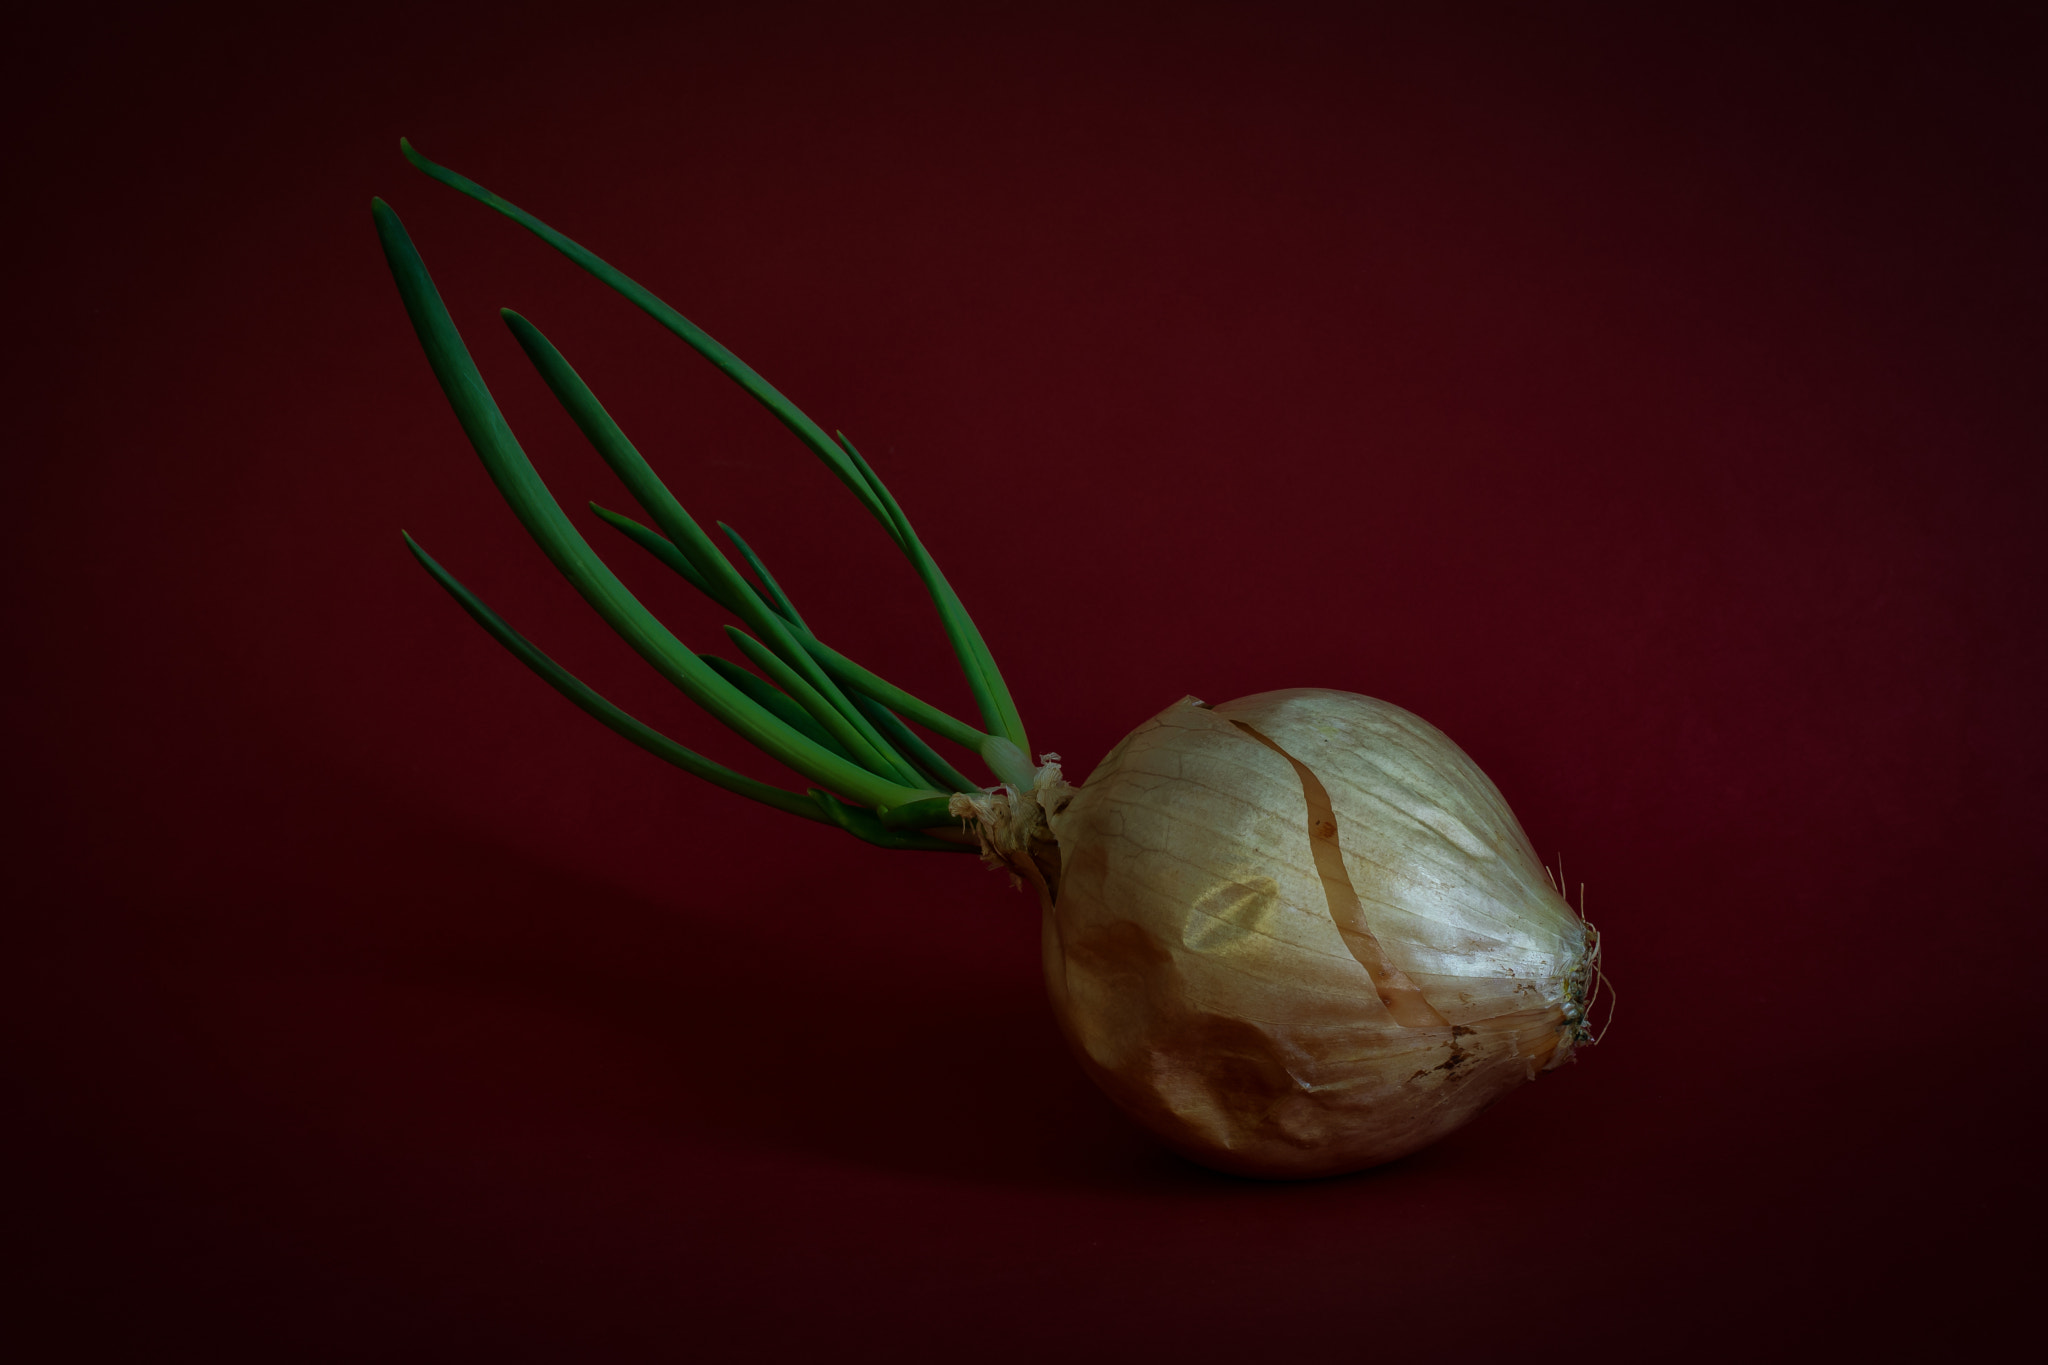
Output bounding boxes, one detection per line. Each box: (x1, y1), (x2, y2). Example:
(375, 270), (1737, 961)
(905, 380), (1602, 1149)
(378, 141), (1606, 1178)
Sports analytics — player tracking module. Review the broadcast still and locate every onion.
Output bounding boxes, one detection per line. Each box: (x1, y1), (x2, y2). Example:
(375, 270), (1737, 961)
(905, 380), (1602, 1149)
(377, 141), (1604, 1180)
(1038, 691), (1595, 1178)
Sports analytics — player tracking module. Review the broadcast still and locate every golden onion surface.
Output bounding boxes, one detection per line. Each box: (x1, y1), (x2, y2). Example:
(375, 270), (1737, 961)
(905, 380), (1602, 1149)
(1040, 689), (1594, 1178)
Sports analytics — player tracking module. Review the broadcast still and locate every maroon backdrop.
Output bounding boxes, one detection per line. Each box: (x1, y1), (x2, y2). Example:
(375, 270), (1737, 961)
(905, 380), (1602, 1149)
(11, 2), (2042, 1358)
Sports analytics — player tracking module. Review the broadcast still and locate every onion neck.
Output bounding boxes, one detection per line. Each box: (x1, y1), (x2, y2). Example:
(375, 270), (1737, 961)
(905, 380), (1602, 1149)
(947, 755), (1073, 910)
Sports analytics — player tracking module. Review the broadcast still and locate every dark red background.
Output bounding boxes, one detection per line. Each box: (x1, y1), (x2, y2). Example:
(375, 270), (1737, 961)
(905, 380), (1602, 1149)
(11, 2), (2043, 1358)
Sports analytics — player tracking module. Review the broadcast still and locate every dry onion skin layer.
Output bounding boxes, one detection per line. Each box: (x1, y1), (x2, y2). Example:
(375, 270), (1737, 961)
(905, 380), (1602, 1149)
(376, 141), (1600, 1183)
(1044, 691), (1594, 1179)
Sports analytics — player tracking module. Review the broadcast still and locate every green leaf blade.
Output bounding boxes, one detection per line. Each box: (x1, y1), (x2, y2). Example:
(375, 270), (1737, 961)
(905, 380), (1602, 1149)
(372, 198), (934, 812)
(400, 142), (1030, 756)
(404, 533), (827, 824)
(717, 522), (805, 628)
(811, 792), (979, 853)
(595, 505), (995, 778)
(698, 654), (854, 761)
(501, 308), (924, 787)
(399, 139), (897, 534)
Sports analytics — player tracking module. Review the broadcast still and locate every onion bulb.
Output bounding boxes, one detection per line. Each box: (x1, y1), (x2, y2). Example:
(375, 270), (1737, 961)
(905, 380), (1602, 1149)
(1028, 690), (1596, 1178)
(377, 141), (1603, 1181)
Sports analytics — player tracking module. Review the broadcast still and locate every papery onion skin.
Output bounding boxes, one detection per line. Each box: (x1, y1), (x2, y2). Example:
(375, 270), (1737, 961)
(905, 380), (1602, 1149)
(1042, 689), (1592, 1179)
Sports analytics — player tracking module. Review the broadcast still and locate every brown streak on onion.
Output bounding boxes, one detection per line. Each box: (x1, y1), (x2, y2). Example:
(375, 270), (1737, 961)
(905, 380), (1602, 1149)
(1226, 718), (1451, 1030)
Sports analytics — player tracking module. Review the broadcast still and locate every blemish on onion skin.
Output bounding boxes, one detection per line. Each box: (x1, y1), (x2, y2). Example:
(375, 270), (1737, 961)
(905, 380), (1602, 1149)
(1228, 719), (1451, 1029)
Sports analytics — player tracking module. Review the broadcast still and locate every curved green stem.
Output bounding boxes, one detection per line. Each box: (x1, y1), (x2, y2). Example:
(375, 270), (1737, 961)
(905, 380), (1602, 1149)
(835, 432), (1028, 753)
(400, 140), (894, 529)
(590, 504), (997, 758)
(499, 309), (925, 788)
(698, 654), (855, 762)
(399, 139), (1030, 755)
(718, 522), (806, 628)
(373, 198), (935, 812)
(810, 793), (979, 853)
(843, 691), (978, 794)
(405, 534), (827, 824)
